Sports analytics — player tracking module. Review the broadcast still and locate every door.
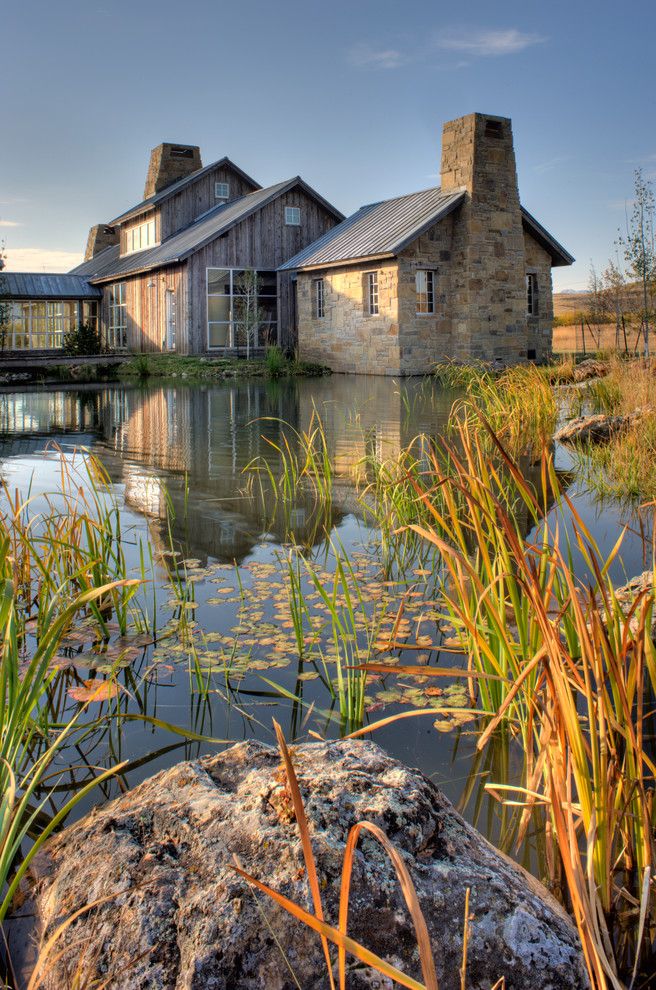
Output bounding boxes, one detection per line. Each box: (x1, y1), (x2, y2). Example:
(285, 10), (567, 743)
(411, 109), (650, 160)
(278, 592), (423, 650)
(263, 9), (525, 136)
(165, 290), (176, 351)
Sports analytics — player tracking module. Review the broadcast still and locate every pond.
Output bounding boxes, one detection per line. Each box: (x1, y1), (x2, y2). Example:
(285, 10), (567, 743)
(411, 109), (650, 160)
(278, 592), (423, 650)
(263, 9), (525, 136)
(0, 375), (652, 874)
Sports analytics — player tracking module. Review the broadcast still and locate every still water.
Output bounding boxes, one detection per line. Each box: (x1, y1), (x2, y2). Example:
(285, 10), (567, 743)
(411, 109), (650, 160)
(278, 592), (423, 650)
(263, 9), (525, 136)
(0, 376), (651, 869)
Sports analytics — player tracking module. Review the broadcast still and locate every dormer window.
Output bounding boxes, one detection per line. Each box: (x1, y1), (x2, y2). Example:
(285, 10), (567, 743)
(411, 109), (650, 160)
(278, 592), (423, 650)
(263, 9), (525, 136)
(215, 181), (230, 202)
(285, 207), (301, 226)
(125, 218), (158, 254)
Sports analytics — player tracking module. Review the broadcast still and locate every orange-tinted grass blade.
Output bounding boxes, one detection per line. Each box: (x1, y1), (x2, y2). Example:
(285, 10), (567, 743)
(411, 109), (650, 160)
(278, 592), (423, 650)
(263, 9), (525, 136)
(232, 864), (428, 990)
(337, 820), (438, 990)
(460, 888), (470, 990)
(344, 708), (485, 740)
(475, 647), (547, 751)
(350, 664), (507, 682)
(27, 893), (119, 990)
(273, 720), (336, 990)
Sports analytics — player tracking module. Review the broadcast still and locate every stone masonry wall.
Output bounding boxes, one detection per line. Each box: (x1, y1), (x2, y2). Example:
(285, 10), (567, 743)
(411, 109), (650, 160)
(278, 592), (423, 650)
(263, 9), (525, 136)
(397, 214), (456, 374)
(440, 113), (529, 362)
(297, 262), (400, 375)
(524, 232), (554, 362)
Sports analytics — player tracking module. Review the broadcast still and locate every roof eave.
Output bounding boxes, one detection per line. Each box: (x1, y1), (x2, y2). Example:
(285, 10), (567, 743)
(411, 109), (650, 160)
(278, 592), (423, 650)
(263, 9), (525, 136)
(284, 252), (396, 274)
(521, 207), (574, 267)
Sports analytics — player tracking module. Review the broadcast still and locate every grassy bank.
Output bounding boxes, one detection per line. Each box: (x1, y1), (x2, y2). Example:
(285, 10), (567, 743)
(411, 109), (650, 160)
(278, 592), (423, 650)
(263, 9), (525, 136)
(119, 349), (330, 382)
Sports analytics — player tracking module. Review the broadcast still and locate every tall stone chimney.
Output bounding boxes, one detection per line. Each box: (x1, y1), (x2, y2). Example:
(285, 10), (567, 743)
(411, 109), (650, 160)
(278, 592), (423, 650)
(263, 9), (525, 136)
(84, 224), (119, 261)
(440, 113), (527, 363)
(144, 143), (202, 199)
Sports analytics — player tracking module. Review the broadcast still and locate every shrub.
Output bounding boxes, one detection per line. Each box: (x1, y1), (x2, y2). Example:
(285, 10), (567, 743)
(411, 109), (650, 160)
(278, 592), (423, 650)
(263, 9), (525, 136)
(63, 322), (103, 356)
(265, 345), (286, 379)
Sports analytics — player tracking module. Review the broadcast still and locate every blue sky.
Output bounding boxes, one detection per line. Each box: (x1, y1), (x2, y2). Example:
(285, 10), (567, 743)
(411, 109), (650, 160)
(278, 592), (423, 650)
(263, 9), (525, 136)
(1, 0), (654, 290)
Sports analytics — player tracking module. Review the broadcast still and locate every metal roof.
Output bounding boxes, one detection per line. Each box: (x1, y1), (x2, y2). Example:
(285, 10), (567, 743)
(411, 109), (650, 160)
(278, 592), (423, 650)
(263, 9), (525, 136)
(0, 272), (101, 299)
(520, 207), (575, 267)
(279, 187), (466, 271)
(108, 156), (262, 226)
(72, 178), (344, 283)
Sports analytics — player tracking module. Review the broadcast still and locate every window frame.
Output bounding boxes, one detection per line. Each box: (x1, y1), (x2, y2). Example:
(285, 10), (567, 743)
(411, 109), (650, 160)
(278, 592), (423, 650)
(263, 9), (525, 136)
(206, 267), (279, 350)
(107, 282), (128, 349)
(125, 218), (158, 255)
(415, 269), (435, 315)
(215, 181), (230, 202)
(365, 271), (379, 316)
(526, 272), (539, 316)
(285, 206), (301, 226)
(313, 278), (325, 319)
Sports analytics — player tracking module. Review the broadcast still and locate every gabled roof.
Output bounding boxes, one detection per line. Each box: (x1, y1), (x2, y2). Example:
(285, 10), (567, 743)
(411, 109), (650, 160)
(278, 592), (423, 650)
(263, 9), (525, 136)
(279, 187), (466, 271)
(71, 178), (345, 283)
(0, 272), (102, 299)
(108, 156), (261, 226)
(520, 207), (575, 267)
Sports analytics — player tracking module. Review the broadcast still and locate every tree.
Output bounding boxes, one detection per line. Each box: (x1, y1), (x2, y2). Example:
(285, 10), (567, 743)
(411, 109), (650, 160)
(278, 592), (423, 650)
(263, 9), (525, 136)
(587, 262), (608, 326)
(0, 241), (10, 352)
(618, 169), (656, 357)
(233, 268), (264, 359)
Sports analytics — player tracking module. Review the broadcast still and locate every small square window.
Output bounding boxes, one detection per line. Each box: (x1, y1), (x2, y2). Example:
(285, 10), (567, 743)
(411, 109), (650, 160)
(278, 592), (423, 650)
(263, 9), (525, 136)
(313, 278), (325, 319)
(215, 181), (230, 201)
(285, 206), (301, 226)
(365, 271), (379, 316)
(416, 270), (435, 314)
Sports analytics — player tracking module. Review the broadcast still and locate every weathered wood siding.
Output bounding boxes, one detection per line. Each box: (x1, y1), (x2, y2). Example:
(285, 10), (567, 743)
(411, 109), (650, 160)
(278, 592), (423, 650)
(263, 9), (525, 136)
(100, 265), (188, 352)
(120, 210), (162, 255)
(186, 188), (338, 353)
(159, 163), (259, 240)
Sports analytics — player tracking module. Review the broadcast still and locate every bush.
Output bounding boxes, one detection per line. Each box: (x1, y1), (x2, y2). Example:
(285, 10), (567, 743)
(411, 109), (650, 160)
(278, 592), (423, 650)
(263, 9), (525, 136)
(63, 322), (103, 356)
(265, 345), (286, 379)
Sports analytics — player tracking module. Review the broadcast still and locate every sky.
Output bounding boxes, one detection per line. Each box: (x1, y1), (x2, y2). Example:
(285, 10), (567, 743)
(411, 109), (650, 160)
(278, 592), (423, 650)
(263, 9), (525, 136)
(1, 0), (654, 291)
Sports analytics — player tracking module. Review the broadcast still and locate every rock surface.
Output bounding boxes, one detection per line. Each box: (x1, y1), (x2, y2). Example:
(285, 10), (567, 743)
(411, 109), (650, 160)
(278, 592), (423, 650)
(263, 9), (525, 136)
(614, 570), (656, 638)
(13, 740), (589, 990)
(554, 412), (637, 445)
(571, 358), (609, 383)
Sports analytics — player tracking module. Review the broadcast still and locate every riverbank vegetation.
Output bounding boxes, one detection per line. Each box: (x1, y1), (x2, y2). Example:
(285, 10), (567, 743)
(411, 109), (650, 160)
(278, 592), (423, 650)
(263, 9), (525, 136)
(119, 349), (329, 382)
(2, 356), (656, 988)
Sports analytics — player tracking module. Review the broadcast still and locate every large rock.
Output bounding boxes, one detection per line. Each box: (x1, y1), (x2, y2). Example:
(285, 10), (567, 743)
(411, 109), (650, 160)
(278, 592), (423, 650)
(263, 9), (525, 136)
(554, 412), (637, 445)
(12, 740), (589, 990)
(571, 358), (609, 383)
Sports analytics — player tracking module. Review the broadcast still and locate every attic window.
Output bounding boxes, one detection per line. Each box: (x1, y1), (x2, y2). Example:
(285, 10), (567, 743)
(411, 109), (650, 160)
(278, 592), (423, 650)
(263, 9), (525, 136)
(484, 119), (504, 139)
(285, 207), (301, 226)
(215, 182), (230, 202)
(171, 146), (194, 158)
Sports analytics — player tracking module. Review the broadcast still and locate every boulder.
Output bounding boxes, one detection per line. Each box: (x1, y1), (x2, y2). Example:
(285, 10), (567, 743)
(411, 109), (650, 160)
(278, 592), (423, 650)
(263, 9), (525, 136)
(614, 570), (656, 638)
(554, 412), (636, 445)
(11, 740), (589, 990)
(571, 359), (609, 383)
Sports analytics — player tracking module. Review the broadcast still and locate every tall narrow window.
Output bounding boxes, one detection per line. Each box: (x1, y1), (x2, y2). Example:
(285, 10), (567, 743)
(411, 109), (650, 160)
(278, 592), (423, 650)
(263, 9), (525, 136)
(107, 282), (127, 349)
(313, 278), (325, 318)
(416, 270), (435, 314)
(526, 273), (538, 315)
(366, 271), (379, 316)
(215, 181), (230, 202)
(285, 207), (301, 226)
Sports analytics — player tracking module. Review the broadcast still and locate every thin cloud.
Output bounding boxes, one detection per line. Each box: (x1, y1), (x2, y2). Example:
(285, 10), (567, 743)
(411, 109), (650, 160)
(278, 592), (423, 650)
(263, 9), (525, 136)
(4, 247), (83, 272)
(347, 43), (410, 70)
(0, 220), (22, 228)
(533, 156), (569, 174)
(435, 28), (546, 57)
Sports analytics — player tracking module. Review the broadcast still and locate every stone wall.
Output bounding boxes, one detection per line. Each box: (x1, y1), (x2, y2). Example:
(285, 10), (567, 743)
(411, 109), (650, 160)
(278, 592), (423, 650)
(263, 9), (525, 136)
(524, 231), (554, 362)
(297, 262), (400, 375)
(397, 215), (456, 374)
(440, 113), (529, 363)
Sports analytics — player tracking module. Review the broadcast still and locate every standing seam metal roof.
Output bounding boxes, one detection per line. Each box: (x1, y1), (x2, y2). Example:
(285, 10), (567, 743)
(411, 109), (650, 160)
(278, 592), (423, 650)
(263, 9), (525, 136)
(0, 272), (102, 299)
(72, 178), (344, 283)
(279, 187), (466, 270)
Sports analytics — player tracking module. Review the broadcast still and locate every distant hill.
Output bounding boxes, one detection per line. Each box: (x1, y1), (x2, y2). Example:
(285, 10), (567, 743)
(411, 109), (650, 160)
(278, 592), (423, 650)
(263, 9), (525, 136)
(554, 283), (644, 320)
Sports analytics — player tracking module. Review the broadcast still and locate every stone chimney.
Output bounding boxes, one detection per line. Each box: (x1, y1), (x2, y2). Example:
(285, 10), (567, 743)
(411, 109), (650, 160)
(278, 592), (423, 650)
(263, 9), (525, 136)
(84, 224), (119, 261)
(440, 113), (527, 363)
(144, 143), (202, 199)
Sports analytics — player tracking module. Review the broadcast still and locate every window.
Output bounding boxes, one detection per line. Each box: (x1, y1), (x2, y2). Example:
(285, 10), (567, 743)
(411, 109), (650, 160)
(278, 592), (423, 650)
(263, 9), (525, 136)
(526, 273), (538, 316)
(125, 218), (158, 254)
(285, 207), (301, 226)
(313, 278), (325, 319)
(4, 300), (85, 350)
(485, 118), (504, 139)
(107, 282), (127, 349)
(416, 270), (435, 314)
(215, 181), (230, 202)
(207, 268), (278, 349)
(365, 271), (379, 316)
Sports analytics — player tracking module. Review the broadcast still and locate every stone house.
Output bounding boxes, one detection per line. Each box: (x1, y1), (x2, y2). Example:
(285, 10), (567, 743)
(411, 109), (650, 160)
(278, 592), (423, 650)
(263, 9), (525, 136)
(281, 113), (573, 374)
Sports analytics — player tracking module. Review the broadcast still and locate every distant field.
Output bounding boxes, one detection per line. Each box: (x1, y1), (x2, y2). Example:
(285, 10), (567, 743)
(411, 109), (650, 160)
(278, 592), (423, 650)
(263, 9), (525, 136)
(552, 286), (646, 353)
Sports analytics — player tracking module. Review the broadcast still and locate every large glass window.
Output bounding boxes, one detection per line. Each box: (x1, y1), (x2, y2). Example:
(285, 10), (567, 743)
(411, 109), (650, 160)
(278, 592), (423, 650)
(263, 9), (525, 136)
(0, 300), (94, 351)
(125, 218), (158, 254)
(207, 268), (277, 350)
(107, 283), (127, 349)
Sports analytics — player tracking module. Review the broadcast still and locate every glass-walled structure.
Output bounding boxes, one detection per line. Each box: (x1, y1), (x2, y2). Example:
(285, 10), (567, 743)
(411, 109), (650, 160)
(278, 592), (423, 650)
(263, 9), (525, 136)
(4, 300), (98, 351)
(0, 273), (101, 353)
(207, 268), (277, 350)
